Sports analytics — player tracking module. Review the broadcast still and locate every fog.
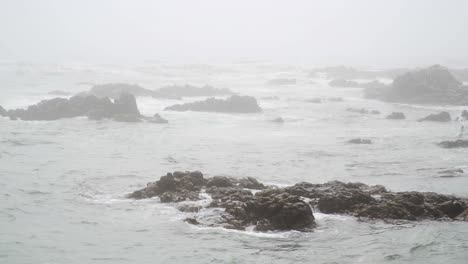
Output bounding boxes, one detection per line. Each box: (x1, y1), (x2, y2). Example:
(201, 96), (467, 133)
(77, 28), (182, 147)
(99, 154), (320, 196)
(1, 0), (468, 67)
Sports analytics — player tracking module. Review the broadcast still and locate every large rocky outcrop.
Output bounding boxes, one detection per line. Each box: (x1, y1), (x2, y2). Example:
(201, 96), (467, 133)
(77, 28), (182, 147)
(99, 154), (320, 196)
(364, 65), (468, 105)
(128, 171), (468, 232)
(164, 95), (262, 113)
(3, 93), (160, 123)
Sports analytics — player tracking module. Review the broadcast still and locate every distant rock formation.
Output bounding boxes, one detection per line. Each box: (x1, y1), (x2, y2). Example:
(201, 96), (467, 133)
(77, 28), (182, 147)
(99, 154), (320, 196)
(4, 93), (155, 123)
(438, 140), (468, 149)
(154, 84), (234, 98)
(329, 79), (388, 90)
(347, 138), (372, 144)
(88, 83), (156, 99)
(346, 108), (380, 115)
(270, 117), (285, 123)
(419, 112), (451, 122)
(165, 95), (262, 113)
(364, 65), (468, 105)
(266, 78), (297, 85)
(305, 98), (322, 103)
(128, 171), (468, 232)
(48, 90), (72, 96)
(386, 112), (406, 120)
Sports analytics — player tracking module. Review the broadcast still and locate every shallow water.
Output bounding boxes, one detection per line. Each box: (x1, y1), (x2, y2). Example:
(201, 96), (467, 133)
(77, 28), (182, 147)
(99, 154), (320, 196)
(1, 62), (468, 263)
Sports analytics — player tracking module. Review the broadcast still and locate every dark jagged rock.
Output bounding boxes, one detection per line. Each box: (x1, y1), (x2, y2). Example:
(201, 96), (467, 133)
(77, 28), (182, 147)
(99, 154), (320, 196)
(0, 105), (7, 117)
(154, 84), (234, 98)
(347, 138), (372, 144)
(365, 65), (468, 105)
(419, 111), (451, 122)
(128, 171), (468, 232)
(347, 108), (380, 115)
(386, 112), (406, 120)
(48, 90), (72, 96)
(164, 95), (262, 113)
(438, 140), (468, 149)
(266, 78), (297, 86)
(5, 93), (142, 122)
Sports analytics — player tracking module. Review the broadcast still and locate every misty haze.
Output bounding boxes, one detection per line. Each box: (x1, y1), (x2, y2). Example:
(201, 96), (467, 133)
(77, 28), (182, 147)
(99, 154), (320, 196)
(1, 1), (468, 263)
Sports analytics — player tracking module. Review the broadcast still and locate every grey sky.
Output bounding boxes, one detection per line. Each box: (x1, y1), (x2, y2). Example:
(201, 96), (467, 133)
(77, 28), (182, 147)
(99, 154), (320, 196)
(1, 0), (467, 67)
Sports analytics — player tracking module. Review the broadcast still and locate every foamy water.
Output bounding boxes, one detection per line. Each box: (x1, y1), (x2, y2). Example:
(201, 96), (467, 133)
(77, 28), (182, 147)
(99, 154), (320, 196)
(1, 62), (468, 264)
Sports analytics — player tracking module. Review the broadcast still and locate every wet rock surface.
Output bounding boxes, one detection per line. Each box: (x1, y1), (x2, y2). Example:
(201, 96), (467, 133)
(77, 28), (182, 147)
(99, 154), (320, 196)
(165, 95), (262, 113)
(128, 171), (468, 232)
(419, 112), (451, 122)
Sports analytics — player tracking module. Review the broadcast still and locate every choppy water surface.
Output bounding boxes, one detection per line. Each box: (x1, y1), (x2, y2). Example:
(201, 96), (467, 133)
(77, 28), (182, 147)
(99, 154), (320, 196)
(1, 62), (468, 264)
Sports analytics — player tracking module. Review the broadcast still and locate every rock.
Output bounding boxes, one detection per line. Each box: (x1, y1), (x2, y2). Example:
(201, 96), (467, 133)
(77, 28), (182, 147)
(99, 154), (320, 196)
(0, 105), (7, 116)
(207, 176), (233, 188)
(347, 138), (372, 144)
(328, 97), (344, 102)
(148, 113), (169, 124)
(128, 171), (468, 232)
(154, 84), (234, 98)
(305, 98), (322, 103)
(88, 83), (156, 99)
(386, 112), (406, 120)
(364, 65), (468, 105)
(347, 108), (380, 115)
(5, 93), (142, 122)
(438, 140), (468, 148)
(48, 90), (71, 96)
(271, 117), (285, 123)
(164, 95), (262, 113)
(419, 111), (451, 122)
(329, 78), (360, 88)
(266, 78), (296, 86)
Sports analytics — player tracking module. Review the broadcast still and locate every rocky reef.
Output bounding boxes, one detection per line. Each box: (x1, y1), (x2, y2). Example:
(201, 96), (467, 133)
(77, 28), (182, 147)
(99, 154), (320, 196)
(165, 95), (262, 113)
(419, 112), (451, 122)
(364, 65), (468, 105)
(128, 171), (468, 232)
(347, 138), (372, 144)
(346, 108), (380, 115)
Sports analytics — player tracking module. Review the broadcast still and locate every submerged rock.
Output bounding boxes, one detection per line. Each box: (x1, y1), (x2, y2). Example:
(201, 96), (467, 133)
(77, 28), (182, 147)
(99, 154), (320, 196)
(386, 112), (406, 120)
(128, 171), (468, 232)
(364, 65), (468, 105)
(147, 113), (169, 124)
(347, 138), (372, 144)
(419, 112), (451, 122)
(271, 117), (285, 123)
(164, 95), (262, 113)
(438, 140), (468, 149)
